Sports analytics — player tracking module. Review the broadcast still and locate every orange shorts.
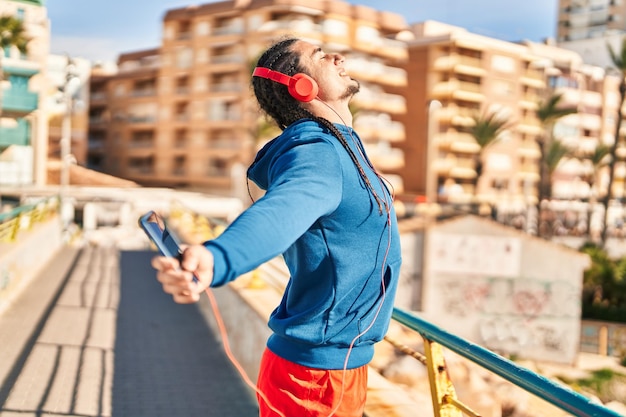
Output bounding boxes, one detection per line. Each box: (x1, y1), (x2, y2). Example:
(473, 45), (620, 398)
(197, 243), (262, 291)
(256, 348), (368, 417)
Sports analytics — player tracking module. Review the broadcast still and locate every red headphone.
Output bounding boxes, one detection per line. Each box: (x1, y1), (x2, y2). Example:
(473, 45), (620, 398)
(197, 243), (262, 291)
(253, 67), (318, 102)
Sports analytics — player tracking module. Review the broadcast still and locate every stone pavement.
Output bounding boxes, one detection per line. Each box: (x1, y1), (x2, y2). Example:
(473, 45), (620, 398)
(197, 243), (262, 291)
(0, 244), (259, 417)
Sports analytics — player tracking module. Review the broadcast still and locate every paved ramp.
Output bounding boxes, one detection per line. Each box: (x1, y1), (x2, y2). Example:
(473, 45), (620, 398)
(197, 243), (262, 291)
(0, 245), (259, 417)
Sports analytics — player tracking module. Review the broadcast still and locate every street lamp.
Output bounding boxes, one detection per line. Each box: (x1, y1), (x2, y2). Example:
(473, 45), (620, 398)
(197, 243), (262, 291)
(426, 100), (442, 206)
(60, 55), (79, 229)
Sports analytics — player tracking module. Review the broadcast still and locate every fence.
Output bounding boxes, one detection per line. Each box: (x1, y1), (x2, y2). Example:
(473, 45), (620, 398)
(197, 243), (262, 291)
(0, 197), (60, 243)
(580, 320), (626, 358)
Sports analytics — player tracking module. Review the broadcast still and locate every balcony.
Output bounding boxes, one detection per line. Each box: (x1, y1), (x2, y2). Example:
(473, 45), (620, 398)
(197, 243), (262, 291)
(1, 88), (38, 113)
(210, 53), (245, 65)
(345, 60), (407, 87)
(213, 23), (244, 36)
(353, 36), (407, 60)
(437, 132), (480, 154)
(0, 120), (30, 147)
(520, 70), (546, 89)
(210, 82), (242, 93)
(517, 117), (543, 136)
(354, 116), (405, 143)
(431, 80), (484, 102)
(433, 55), (486, 77)
(518, 165), (540, 182)
(517, 141), (542, 159)
(257, 19), (323, 42)
(130, 88), (156, 98)
(127, 115), (157, 124)
(367, 146), (405, 171)
(351, 91), (406, 114)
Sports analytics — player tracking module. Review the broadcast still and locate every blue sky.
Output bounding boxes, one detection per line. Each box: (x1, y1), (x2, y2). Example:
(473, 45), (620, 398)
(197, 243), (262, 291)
(47, 0), (558, 63)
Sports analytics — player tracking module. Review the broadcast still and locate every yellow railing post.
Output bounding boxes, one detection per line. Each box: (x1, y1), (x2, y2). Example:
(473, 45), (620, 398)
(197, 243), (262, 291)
(10, 214), (21, 242)
(423, 339), (464, 417)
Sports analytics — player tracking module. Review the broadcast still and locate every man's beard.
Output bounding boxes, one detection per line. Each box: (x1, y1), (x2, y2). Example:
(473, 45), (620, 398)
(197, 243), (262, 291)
(340, 79), (360, 101)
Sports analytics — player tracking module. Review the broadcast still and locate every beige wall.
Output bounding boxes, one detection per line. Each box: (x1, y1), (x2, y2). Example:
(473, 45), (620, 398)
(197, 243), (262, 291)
(0, 218), (63, 316)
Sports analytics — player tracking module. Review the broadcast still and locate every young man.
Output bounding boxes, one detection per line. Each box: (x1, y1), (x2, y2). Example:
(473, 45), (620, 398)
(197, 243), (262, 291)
(151, 38), (402, 417)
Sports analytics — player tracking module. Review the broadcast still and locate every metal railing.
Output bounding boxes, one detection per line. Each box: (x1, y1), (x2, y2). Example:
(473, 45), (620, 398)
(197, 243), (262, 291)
(392, 308), (623, 417)
(0, 197), (60, 243)
(166, 205), (623, 417)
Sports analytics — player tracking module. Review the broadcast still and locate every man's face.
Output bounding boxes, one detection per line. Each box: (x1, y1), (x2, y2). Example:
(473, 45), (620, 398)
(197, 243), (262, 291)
(291, 40), (359, 102)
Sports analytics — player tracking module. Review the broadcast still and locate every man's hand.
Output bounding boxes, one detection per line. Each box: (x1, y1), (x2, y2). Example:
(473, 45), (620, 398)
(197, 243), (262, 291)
(151, 244), (214, 304)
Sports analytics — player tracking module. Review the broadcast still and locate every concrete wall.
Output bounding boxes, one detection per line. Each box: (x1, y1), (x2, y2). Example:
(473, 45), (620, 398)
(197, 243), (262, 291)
(0, 216), (64, 316)
(421, 215), (590, 364)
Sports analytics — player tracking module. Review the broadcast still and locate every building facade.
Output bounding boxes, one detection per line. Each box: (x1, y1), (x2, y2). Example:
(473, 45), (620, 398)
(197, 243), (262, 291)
(556, 0), (626, 70)
(0, 0), (49, 186)
(557, 0), (626, 42)
(0, 0), (91, 189)
(398, 21), (619, 229)
(87, 0), (410, 196)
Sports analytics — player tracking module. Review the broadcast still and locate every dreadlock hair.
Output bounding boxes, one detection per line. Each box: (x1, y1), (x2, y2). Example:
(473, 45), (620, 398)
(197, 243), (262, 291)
(251, 37), (388, 215)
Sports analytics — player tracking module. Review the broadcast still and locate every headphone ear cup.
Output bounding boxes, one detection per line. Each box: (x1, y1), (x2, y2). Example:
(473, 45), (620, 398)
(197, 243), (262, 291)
(289, 73), (318, 102)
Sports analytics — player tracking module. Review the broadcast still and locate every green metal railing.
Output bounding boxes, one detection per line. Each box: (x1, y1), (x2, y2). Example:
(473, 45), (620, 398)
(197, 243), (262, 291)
(392, 308), (623, 417)
(166, 204), (623, 417)
(0, 197), (60, 243)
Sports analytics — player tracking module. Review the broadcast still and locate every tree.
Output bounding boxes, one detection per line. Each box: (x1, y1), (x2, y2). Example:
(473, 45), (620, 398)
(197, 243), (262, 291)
(603, 37), (626, 245)
(543, 139), (572, 200)
(0, 15), (30, 118)
(580, 242), (626, 322)
(535, 93), (577, 236)
(580, 144), (611, 239)
(468, 112), (509, 200)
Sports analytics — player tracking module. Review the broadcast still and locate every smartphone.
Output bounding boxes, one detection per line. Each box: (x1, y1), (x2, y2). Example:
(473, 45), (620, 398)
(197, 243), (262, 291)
(138, 210), (199, 283)
(138, 210), (184, 259)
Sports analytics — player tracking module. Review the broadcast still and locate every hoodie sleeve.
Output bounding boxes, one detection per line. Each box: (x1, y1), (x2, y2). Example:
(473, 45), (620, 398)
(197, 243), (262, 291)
(204, 135), (343, 287)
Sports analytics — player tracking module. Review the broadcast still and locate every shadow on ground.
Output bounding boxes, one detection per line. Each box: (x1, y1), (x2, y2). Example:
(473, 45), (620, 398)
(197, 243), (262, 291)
(114, 250), (259, 416)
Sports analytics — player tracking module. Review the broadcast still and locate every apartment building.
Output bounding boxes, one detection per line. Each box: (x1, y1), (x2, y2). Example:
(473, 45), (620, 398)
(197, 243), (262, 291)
(0, 0), (49, 186)
(87, 0), (409, 196)
(557, 0), (626, 42)
(398, 21), (618, 211)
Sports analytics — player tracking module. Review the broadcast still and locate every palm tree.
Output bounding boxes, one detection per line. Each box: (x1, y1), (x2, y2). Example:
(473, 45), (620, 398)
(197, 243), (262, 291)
(603, 37), (626, 245)
(544, 139), (572, 199)
(0, 15), (29, 118)
(468, 112), (509, 200)
(580, 144), (611, 238)
(535, 93), (577, 235)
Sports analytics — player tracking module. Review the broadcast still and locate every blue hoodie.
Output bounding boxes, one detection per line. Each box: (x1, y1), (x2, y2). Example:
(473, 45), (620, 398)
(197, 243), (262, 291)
(204, 119), (402, 370)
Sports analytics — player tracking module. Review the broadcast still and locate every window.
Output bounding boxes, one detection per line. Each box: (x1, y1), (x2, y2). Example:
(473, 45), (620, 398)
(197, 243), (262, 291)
(173, 156), (186, 175)
(356, 25), (379, 42)
(247, 15), (263, 31)
(207, 99), (239, 121)
(114, 84), (126, 97)
(176, 48), (193, 69)
(492, 80), (515, 96)
(323, 19), (348, 36)
(548, 75), (578, 89)
(491, 55), (515, 73)
(196, 21), (210, 36)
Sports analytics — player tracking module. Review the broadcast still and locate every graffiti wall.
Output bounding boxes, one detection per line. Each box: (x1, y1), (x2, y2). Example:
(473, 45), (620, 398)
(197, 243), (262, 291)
(423, 218), (589, 364)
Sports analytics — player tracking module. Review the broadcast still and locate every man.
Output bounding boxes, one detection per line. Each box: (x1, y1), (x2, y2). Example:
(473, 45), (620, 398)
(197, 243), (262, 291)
(151, 37), (402, 417)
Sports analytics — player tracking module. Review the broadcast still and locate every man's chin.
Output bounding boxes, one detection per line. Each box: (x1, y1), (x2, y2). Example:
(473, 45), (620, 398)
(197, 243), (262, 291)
(342, 80), (360, 100)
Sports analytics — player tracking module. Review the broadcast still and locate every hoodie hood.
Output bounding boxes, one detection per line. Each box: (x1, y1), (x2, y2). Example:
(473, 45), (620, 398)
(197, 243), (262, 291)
(247, 118), (328, 190)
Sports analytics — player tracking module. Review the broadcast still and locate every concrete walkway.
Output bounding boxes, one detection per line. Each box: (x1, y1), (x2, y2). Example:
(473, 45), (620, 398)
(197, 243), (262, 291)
(0, 244), (259, 417)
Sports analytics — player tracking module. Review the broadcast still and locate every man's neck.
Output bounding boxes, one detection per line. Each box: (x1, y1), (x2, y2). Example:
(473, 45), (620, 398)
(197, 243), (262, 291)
(305, 99), (353, 127)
